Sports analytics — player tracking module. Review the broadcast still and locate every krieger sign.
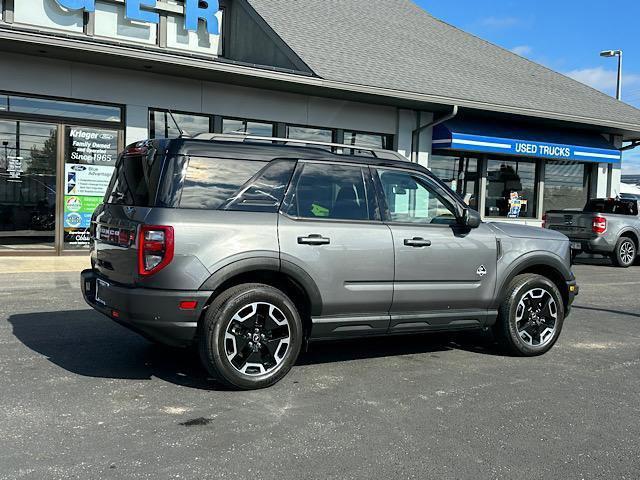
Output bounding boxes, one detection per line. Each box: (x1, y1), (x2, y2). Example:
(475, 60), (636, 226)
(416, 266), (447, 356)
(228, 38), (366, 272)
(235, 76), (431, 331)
(55, 0), (220, 34)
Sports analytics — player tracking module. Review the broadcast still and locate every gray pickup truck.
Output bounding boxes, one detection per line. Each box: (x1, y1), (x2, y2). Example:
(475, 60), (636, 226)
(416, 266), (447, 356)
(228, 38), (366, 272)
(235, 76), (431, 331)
(544, 198), (640, 267)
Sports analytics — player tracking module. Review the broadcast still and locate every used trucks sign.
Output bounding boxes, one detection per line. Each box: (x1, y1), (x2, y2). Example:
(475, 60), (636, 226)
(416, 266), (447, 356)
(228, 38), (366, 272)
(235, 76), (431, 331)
(55, 0), (220, 34)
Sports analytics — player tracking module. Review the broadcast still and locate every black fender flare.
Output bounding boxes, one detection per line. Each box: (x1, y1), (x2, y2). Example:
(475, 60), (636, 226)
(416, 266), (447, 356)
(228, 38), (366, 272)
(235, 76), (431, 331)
(199, 256), (323, 316)
(492, 252), (573, 309)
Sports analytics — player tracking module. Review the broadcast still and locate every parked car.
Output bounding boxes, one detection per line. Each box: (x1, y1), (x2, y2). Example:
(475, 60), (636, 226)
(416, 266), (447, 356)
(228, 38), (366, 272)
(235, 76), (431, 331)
(544, 197), (640, 267)
(81, 135), (578, 389)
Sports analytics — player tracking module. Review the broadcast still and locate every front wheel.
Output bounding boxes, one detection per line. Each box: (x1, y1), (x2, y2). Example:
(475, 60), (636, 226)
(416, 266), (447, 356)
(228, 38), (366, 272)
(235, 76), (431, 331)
(611, 237), (636, 268)
(493, 274), (565, 356)
(199, 284), (303, 390)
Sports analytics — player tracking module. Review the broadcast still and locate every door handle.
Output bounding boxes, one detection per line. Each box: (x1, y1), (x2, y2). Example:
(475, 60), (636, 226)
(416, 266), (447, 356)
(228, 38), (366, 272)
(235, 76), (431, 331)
(404, 237), (432, 247)
(298, 234), (331, 246)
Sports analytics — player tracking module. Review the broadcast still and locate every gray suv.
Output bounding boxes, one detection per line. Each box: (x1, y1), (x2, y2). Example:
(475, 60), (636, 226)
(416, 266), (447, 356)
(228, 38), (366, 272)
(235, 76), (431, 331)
(81, 136), (578, 389)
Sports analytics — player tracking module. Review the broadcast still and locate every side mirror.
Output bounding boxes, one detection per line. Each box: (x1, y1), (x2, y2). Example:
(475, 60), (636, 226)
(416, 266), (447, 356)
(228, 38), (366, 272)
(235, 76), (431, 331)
(462, 208), (481, 229)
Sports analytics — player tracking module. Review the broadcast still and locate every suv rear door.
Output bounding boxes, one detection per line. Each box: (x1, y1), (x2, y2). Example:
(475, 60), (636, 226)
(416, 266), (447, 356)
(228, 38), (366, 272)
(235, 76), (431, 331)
(373, 167), (498, 331)
(278, 161), (394, 338)
(92, 145), (164, 285)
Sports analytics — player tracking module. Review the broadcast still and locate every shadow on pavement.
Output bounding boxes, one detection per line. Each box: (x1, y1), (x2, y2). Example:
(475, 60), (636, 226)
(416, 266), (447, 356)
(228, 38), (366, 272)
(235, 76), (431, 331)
(7, 309), (504, 390)
(572, 305), (640, 319)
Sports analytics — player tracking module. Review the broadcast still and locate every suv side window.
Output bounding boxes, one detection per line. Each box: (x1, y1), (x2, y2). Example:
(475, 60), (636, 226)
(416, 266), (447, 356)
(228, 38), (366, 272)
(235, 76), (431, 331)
(180, 157), (266, 210)
(375, 168), (458, 225)
(285, 162), (377, 221)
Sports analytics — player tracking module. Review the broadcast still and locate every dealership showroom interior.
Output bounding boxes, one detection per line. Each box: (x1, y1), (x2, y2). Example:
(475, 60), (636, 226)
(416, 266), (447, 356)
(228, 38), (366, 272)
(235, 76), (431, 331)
(1, 0), (639, 253)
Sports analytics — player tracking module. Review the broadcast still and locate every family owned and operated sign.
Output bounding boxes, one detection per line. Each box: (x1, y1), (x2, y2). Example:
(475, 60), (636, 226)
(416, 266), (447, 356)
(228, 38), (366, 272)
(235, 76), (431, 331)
(54, 0), (220, 34)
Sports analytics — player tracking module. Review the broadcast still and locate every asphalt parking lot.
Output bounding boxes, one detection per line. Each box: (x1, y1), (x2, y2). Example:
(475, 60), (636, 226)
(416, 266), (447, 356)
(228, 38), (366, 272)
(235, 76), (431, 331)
(1, 261), (639, 479)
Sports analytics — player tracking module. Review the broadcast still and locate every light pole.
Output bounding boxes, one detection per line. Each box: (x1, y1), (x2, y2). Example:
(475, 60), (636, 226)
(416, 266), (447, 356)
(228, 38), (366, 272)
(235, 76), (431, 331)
(600, 49), (623, 100)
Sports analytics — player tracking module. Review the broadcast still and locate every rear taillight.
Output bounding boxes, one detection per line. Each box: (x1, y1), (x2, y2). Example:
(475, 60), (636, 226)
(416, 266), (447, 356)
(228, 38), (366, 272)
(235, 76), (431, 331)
(592, 216), (607, 235)
(138, 225), (174, 276)
(541, 213), (548, 229)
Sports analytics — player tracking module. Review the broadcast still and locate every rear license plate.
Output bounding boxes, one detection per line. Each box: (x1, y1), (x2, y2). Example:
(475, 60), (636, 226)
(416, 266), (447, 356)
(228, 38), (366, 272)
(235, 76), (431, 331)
(570, 242), (581, 250)
(96, 278), (109, 305)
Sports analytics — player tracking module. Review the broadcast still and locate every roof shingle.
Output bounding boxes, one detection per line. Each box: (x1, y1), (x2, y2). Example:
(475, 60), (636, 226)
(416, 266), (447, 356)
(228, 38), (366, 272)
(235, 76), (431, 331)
(245, 0), (640, 133)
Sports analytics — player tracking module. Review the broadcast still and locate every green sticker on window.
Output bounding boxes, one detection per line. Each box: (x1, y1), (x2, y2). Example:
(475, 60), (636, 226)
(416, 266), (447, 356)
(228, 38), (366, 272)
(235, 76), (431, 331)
(310, 203), (330, 217)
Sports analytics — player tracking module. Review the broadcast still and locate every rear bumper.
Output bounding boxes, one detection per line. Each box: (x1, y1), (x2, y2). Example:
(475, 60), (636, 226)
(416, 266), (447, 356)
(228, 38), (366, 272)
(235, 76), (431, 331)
(81, 269), (212, 347)
(567, 235), (614, 253)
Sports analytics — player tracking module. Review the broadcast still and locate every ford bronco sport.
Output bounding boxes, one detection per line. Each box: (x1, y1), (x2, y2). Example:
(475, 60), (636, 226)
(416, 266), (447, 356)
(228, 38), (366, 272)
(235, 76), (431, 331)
(82, 135), (578, 390)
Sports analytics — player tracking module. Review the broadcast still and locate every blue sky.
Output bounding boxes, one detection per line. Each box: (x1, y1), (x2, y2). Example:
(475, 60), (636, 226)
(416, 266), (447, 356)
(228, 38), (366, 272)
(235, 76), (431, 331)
(417, 0), (640, 174)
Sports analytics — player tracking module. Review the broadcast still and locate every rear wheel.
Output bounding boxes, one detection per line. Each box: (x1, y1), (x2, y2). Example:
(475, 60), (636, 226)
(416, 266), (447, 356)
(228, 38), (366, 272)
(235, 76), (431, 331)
(199, 283), (303, 390)
(611, 237), (636, 268)
(493, 274), (565, 356)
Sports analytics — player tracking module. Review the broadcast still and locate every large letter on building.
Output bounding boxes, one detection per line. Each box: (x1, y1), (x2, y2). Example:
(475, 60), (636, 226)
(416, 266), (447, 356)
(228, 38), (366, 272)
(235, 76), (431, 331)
(56, 0), (95, 11)
(185, 0), (220, 35)
(126, 0), (159, 24)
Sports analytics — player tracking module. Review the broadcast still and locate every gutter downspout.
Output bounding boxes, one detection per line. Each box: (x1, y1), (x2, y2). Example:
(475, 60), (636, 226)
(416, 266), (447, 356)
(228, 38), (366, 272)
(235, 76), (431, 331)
(411, 105), (459, 163)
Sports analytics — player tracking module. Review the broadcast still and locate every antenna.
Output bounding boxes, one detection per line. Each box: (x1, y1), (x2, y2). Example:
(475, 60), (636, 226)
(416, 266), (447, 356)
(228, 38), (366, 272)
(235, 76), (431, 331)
(167, 110), (190, 138)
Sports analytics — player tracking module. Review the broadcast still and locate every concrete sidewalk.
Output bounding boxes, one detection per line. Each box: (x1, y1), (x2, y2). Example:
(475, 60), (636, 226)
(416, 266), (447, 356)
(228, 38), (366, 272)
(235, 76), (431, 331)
(0, 256), (90, 274)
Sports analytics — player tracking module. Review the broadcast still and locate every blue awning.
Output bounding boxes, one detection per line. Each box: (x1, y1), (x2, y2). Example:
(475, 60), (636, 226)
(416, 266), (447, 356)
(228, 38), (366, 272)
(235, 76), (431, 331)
(433, 118), (621, 164)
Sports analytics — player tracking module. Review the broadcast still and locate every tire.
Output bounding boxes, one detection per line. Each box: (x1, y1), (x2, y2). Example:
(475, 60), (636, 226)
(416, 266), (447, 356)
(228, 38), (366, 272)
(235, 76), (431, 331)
(493, 274), (565, 356)
(198, 283), (303, 390)
(611, 236), (636, 268)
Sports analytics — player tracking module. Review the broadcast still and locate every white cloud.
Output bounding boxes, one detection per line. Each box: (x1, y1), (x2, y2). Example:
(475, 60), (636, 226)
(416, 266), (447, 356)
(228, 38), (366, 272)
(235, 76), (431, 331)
(565, 67), (640, 95)
(510, 45), (532, 57)
(622, 148), (640, 175)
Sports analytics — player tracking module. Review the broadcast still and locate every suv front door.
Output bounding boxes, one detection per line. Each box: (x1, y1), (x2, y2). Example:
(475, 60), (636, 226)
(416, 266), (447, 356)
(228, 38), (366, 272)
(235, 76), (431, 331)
(278, 161), (394, 338)
(373, 167), (497, 332)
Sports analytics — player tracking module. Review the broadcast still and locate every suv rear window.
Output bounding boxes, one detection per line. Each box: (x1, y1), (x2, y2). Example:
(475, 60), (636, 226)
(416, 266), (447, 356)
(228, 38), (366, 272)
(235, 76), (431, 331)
(104, 150), (163, 207)
(585, 198), (638, 216)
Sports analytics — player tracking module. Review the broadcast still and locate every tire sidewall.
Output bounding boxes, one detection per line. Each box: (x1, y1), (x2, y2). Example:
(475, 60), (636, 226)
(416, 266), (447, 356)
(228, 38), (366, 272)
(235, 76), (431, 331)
(206, 285), (303, 390)
(504, 276), (565, 356)
(614, 237), (636, 268)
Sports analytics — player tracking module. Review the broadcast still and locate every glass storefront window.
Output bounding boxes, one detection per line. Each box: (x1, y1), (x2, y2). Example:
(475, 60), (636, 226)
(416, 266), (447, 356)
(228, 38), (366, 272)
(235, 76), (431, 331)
(166, 0), (223, 55)
(2, 94), (122, 123)
(14, 0), (84, 33)
(543, 161), (590, 212)
(430, 154), (479, 210)
(149, 110), (210, 138)
(286, 125), (334, 144)
(94, 1), (158, 45)
(63, 126), (119, 250)
(0, 120), (58, 251)
(344, 131), (393, 150)
(486, 158), (538, 218)
(222, 118), (274, 137)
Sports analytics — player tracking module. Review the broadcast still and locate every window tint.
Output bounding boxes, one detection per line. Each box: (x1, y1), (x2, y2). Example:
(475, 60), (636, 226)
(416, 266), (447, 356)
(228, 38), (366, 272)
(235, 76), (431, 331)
(287, 163), (375, 221)
(585, 199), (638, 216)
(179, 157), (266, 210)
(376, 168), (457, 225)
(224, 160), (296, 212)
(105, 151), (162, 207)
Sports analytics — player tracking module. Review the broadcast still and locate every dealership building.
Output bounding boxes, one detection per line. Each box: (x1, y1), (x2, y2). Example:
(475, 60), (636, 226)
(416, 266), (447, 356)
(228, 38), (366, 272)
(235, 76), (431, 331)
(2, 0), (640, 254)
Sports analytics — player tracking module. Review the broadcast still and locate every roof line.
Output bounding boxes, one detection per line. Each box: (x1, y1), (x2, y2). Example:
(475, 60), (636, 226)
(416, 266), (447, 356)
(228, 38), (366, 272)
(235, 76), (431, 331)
(2, 28), (640, 135)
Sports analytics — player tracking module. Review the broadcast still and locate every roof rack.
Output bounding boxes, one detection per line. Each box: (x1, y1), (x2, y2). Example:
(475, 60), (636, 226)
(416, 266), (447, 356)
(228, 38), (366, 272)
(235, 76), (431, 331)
(190, 132), (409, 162)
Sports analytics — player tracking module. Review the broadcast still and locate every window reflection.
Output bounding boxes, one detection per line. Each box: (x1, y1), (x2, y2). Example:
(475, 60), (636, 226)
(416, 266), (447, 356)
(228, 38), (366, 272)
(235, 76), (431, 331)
(0, 120), (57, 250)
(543, 161), (590, 212)
(430, 154), (479, 209)
(485, 158), (537, 218)
(150, 110), (210, 138)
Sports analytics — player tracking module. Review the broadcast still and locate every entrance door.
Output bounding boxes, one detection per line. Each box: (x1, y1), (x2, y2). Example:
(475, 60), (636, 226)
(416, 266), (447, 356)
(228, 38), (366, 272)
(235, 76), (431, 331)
(62, 126), (120, 250)
(373, 167), (498, 330)
(0, 120), (58, 252)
